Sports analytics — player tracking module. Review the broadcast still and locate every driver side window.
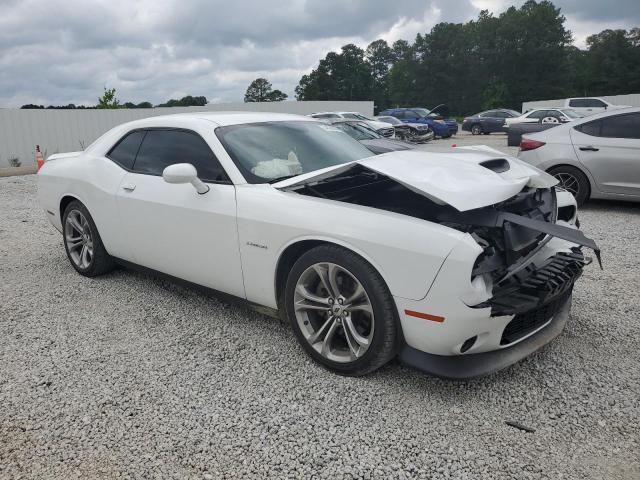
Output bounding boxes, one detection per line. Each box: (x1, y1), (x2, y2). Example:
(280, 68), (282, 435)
(132, 129), (230, 183)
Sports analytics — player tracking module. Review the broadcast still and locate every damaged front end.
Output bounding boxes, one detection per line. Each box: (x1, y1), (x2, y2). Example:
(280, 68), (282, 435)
(435, 186), (600, 344)
(280, 160), (600, 346)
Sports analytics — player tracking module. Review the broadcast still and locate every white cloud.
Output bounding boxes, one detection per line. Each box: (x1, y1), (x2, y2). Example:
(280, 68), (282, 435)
(0, 0), (637, 107)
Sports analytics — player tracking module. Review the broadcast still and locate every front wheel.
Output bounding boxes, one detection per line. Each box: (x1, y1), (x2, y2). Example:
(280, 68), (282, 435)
(471, 124), (482, 135)
(285, 245), (398, 376)
(62, 200), (115, 276)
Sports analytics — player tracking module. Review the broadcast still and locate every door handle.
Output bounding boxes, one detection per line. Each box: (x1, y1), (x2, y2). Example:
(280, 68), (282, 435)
(579, 146), (599, 152)
(122, 183), (136, 191)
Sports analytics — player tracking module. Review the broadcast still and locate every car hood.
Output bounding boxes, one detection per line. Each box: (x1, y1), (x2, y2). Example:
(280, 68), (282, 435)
(360, 138), (414, 153)
(274, 147), (558, 212)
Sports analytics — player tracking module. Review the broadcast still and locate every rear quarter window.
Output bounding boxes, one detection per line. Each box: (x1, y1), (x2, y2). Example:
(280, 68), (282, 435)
(575, 120), (601, 136)
(107, 130), (146, 170)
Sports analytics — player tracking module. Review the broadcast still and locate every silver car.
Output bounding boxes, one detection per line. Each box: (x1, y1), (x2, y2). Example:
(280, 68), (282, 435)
(518, 107), (640, 205)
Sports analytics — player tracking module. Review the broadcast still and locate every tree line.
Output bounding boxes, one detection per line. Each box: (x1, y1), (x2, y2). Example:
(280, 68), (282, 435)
(21, 88), (208, 110)
(295, 0), (640, 115)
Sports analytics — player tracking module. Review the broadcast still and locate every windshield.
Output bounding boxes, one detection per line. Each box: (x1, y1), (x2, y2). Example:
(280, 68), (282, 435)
(334, 122), (381, 140)
(413, 108), (431, 117)
(560, 108), (583, 118)
(215, 121), (374, 184)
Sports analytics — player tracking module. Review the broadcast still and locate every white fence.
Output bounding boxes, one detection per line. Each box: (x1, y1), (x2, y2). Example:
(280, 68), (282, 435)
(522, 93), (640, 112)
(0, 101), (374, 167)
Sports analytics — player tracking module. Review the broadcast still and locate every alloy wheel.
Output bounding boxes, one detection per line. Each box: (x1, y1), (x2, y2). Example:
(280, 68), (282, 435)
(554, 172), (580, 197)
(542, 116), (560, 124)
(293, 262), (374, 363)
(64, 210), (94, 269)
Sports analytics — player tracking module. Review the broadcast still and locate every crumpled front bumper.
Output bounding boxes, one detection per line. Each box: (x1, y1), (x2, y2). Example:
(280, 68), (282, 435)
(393, 230), (588, 379)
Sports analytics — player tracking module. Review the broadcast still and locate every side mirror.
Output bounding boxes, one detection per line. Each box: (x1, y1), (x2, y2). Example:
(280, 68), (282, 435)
(162, 163), (209, 194)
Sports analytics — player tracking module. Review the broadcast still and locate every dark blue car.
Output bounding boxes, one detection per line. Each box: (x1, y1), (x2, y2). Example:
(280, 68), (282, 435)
(380, 106), (457, 138)
(461, 109), (521, 135)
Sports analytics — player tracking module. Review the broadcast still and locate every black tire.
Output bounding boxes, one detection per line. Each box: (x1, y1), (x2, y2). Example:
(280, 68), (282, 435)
(547, 166), (590, 206)
(471, 124), (482, 135)
(62, 200), (115, 277)
(284, 244), (398, 376)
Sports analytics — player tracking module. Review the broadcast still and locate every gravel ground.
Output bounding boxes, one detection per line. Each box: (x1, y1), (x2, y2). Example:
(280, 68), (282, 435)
(1, 174), (639, 480)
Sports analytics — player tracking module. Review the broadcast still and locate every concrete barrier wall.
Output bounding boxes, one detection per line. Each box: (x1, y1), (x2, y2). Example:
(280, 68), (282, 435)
(522, 93), (640, 112)
(0, 101), (374, 167)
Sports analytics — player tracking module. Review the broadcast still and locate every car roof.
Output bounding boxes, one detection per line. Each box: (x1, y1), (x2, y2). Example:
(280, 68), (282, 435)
(116, 111), (312, 128)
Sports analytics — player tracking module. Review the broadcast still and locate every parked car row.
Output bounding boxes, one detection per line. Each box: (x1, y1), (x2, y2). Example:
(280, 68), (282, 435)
(523, 97), (632, 117)
(310, 112), (395, 138)
(374, 116), (434, 143)
(380, 106), (458, 138)
(462, 108), (584, 136)
(310, 105), (458, 141)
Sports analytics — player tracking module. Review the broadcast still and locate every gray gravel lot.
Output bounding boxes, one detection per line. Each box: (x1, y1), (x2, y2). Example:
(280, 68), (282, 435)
(1, 170), (639, 479)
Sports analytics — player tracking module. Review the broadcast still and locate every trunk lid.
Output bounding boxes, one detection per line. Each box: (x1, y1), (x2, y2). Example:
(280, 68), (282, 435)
(274, 149), (557, 212)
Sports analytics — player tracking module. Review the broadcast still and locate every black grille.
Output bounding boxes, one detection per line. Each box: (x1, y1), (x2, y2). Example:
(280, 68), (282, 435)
(501, 290), (571, 345)
(489, 251), (585, 316)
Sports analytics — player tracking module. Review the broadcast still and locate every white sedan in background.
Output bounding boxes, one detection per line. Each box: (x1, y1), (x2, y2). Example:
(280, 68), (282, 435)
(505, 108), (583, 127)
(518, 107), (640, 205)
(38, 112), (599, 379)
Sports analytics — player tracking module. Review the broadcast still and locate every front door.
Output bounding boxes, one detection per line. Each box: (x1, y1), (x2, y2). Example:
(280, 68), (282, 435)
(115, 128), (245, 297)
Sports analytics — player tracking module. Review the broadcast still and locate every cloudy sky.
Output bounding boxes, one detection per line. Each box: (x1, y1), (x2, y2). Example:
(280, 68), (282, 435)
(0, 0), (638, 107)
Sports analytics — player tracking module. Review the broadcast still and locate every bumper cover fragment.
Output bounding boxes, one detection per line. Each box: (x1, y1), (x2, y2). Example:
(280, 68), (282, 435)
(399, 295), (572, 380)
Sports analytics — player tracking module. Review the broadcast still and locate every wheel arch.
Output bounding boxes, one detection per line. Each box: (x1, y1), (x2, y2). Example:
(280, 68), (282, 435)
(274, 237), (389, 309)
(59, 194), (84, 223)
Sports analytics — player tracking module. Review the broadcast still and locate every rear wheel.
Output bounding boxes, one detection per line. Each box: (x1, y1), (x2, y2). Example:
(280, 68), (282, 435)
(285, 245), (398, 376)
(62, 200), (115, 276)
(548, 166), (590, 206)
(471, 124), (482, 135)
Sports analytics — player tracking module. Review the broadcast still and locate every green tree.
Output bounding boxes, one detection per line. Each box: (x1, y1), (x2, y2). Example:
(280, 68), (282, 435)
(244, 78), (288, 102)
(295, 44), (372, 101)
(97, 87), (120, 109)
(582, 29), (640, 95)
(366, 39), (393, 111)
(157, 95), (207, 107)
(388, 40), (418, 107)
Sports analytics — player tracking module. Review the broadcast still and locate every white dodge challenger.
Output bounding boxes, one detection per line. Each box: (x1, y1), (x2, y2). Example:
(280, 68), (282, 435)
(38, 112), (600, 379)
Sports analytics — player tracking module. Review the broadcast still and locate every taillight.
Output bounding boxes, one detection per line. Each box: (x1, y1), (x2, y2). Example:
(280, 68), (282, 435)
(463, 117), (469, 122)
(519, 137), (546, 151)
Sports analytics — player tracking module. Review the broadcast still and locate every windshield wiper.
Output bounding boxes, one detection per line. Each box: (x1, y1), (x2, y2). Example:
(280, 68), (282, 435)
(268, 174), (298, 184)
